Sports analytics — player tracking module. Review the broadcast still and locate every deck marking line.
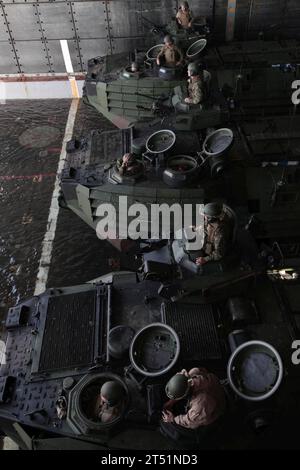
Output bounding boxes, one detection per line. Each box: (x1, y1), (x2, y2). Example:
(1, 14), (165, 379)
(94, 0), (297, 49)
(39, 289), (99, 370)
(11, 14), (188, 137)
(0, 340), (5, 365)
(60, 40), (80, 98)
(34, 98), (79, 296)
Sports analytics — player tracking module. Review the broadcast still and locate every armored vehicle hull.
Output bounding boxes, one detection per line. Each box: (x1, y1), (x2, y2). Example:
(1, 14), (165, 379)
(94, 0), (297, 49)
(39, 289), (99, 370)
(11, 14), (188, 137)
(83, 50), (224, 131)
(0, 250), (300, 450)
(60, 115), (300, 246)
(83, 39), (300, 130)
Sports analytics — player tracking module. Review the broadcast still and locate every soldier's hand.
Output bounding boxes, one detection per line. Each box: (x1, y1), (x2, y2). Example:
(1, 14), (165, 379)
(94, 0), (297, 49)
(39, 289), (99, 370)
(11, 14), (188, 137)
(162, 410), (174, 423)
(123, 154), (131, 165)
(156, 58), (160, 66)
(196, 257), (207, 265)
(184, 97), (191, 103)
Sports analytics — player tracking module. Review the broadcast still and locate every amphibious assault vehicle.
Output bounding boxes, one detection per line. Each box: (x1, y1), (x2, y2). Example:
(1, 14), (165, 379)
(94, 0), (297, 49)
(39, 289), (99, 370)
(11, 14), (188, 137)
(83, 38), (300, 128)
(59, 126), (235, 243)
(83, 38), (226, 130)
(59, 109), (300, 247)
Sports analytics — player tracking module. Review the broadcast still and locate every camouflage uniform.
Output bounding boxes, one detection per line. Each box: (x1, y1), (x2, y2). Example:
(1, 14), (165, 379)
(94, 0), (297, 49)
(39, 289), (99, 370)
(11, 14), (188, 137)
(176, 8), (193, 29)
(187, 77), (203, 105)
(160, 367), (226, 443)
(202, 209), (234, 261)
(157, 44), (184, 67)
(174, 367), (226, 429)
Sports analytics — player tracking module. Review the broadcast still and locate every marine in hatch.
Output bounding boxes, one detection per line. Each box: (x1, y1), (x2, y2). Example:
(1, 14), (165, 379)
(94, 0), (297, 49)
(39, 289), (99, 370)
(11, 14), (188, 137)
(176, 1), (194, 30)
(116, 153), (143, 177)
(156, 35), (184, 68)
(94, 380), (125, 423)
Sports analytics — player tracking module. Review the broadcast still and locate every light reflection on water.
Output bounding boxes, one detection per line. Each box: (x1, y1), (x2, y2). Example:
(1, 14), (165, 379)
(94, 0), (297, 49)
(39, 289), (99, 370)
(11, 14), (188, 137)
(0, 99), (127, 330)
(0, 100), (71, 317)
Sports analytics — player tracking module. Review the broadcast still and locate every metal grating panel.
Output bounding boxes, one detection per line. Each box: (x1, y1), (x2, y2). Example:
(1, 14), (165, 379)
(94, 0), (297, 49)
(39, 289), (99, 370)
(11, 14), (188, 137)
(90, 129), (131, 165)
(162, 302), (222, 361)
(38, 291), (97, 372)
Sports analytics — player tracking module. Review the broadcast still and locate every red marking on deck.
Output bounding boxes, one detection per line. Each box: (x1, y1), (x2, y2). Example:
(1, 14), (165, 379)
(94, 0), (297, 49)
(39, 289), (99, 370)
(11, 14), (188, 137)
(47, 147), (62, 153)
(0, 173), (56, 182)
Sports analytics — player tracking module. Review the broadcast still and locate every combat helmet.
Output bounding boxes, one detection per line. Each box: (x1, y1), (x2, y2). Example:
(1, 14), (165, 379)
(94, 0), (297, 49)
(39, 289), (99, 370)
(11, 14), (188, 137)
(100, 381), (124, 405)
(165, 374), (190, 400)
(164, 34), (174, 45)
(180, 1), (190, 9)
(203, 202), (223, 219)
(187, 62), (201, 76)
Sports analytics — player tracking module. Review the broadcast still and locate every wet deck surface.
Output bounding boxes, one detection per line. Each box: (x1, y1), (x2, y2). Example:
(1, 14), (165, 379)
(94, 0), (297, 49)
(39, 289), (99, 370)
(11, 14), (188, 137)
(0, 99), (138, 335)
